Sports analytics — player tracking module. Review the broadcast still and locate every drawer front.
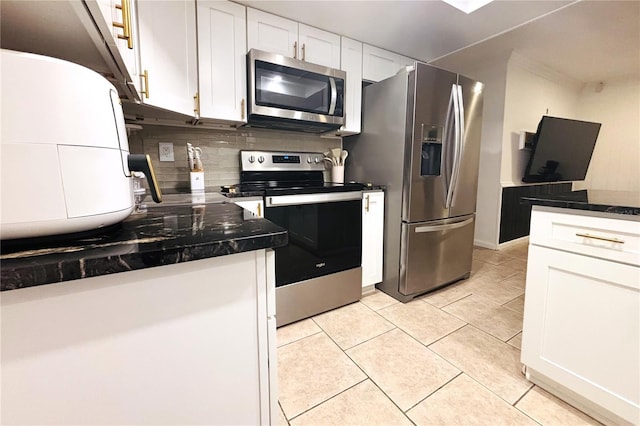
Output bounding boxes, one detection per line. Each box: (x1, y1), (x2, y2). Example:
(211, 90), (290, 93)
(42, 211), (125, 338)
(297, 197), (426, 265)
(530, 207), (640, 266)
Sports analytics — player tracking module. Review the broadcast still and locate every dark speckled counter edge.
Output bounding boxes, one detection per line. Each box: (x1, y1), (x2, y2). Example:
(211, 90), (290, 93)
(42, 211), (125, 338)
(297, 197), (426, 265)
(521, 197), (640, 216)
(1, 231), (287, 292)
(1, 201), (288, 291)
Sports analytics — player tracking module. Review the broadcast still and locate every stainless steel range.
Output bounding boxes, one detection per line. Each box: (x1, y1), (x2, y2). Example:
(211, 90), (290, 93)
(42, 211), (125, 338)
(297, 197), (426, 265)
(224, 150), (364, 326)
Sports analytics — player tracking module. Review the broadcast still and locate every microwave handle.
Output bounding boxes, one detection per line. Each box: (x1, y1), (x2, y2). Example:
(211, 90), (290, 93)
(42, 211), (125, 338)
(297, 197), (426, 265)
(328, 77), (337, 115)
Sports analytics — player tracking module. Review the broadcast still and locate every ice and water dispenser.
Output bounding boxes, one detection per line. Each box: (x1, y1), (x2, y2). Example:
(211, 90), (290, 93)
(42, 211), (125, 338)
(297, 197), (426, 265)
(420, 124), (442, 176)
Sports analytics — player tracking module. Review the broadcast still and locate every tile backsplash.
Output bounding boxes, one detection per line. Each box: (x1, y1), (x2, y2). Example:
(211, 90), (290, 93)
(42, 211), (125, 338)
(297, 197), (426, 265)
(128, 124), (341, 192)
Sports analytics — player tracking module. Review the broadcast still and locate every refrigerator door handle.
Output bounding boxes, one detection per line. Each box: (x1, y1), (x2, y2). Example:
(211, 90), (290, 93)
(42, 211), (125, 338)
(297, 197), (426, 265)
(445, 84), (461, 208)
(448, 84), (466, 208)
(443, 84), (457, 208)
(414, 217), (474, 233)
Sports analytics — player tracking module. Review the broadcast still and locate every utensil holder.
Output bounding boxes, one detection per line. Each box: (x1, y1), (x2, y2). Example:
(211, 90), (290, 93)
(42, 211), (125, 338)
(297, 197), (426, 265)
(190, 171), (205, 192)
(331, 165), (344, 183)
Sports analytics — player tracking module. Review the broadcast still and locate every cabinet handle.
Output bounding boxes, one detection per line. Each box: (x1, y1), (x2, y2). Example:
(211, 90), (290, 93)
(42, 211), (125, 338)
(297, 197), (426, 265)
(302, 43), (306, 61)
(141, 69), (149, 99)
(114, 0), (133, 49)
(193, 91), (200, 117)
(365, 195), (370, 212)
(293, 41), (298, 59)
(257, 203), (262, 217)
(576, 233), (625, 244)
(241, 98), (245, 120)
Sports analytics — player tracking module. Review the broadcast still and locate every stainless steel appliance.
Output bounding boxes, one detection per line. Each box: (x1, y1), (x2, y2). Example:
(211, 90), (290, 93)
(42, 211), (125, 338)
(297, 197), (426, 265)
(344, 62), (484, 302)
(0, 49), (161, 240)
(246, 49), (346, 133)
(223, 151), (363, 326)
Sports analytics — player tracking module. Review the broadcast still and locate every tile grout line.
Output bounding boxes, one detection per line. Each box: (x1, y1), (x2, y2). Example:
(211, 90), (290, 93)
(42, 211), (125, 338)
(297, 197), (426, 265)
(276, 329), (323, 350)
(309, 325), (416, 424)
(285, 377), (370, 423)
(403, 371), (465, 414)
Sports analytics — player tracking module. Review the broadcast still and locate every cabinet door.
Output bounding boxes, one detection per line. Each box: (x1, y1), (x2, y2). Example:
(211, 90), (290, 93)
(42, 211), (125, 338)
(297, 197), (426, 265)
(338, 37), (363, 136)
(362, 44), (408, 82)
(0, 252), (274, 425)
(522, 245), (640, 424)
(137, 0), (198, 116)
(362, 191), (384, 288)
(234, 199), (264, 218)
(88, 0), (140, 98)
(297, 24), (340, 68)
(247, 8), (298, 59)
(197, 0), (247, 123)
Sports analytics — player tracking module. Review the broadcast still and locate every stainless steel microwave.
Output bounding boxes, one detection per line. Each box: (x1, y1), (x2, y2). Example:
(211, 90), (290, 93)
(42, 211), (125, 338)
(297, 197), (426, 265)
(246, 49), (346, 133)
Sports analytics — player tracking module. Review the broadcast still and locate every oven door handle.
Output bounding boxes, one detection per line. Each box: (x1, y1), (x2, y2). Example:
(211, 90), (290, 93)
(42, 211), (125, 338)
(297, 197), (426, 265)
(266, 191), (362, 207)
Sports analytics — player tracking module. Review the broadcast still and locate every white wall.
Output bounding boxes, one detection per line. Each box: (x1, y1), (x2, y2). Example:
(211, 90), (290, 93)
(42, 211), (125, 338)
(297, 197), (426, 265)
(573, 78), (640, 192)
(501, 53), (583, 186)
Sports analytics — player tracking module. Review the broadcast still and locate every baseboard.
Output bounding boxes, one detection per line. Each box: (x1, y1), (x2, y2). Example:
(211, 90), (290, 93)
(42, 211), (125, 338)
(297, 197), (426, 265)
(361, 284), (376, 297)
(473, 239), (498, 250)
(498, 236), (529, 249)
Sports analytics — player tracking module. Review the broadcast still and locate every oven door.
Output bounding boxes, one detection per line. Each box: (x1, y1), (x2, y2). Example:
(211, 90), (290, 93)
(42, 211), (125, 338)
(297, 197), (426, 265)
(265, 192), (362, 287)
(247, 49), (345, 129)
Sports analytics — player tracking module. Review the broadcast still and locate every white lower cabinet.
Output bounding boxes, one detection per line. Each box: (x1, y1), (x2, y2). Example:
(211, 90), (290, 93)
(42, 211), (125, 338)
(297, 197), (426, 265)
(522, 206), (640, 425)
(1, 250), (277, 425)
(362, 191), (384, 289)
(233, 197), (264, 218)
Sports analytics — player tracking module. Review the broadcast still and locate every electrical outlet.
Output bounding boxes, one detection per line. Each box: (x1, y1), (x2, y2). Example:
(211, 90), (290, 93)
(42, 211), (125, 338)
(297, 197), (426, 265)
(159, 142), (174, 162)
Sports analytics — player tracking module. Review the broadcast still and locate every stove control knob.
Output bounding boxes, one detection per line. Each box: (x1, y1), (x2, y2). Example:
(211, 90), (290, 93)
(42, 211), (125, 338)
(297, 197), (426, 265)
(248, 155), (255, 163)
(314, 157), (320, 164)
(307, 157), (313, 164)
(258, 155), (265, 164)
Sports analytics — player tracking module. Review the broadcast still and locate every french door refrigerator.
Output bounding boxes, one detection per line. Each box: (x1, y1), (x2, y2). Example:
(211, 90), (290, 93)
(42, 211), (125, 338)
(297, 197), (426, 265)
(345, 62), (483, 302)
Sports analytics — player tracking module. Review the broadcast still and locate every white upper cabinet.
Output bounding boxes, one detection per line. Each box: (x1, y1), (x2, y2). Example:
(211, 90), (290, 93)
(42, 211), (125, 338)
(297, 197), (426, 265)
(136, 0), (198, 117)
(247, 8), (341, 69)
(338, 37), (363, 135)
(362, 44), (414, 82)
(196, 0), (247, 123)
(247, 8), (298, 58)
(87, 0), (141, 98)
(297, 24), (341, 69)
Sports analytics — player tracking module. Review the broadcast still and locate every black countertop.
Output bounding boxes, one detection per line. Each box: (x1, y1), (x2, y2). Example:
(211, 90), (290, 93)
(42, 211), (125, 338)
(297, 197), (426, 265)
(0, 198), (288, 291)
(522, 190), (640, 216)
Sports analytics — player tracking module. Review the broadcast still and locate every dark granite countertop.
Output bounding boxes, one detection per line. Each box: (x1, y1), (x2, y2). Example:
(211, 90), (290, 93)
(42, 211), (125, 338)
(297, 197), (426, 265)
(522, 190), (640, 216)
(0, 200), (287, 291)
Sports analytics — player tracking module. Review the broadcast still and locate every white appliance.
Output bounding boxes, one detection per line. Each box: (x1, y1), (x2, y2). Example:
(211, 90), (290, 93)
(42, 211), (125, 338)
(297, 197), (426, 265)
(0, 49), (161, 240)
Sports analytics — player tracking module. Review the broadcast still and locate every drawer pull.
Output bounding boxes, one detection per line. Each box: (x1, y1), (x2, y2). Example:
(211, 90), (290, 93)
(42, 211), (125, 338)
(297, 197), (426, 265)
(576, 233), (625, 244)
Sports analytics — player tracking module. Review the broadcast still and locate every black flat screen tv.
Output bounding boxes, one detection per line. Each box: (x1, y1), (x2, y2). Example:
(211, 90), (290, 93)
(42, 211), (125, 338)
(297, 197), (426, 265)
(522, 116), (601, 183)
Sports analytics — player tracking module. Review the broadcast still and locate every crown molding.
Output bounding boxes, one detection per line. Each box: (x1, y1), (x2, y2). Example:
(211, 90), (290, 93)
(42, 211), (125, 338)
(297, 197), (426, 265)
(509, 50), (585, 92)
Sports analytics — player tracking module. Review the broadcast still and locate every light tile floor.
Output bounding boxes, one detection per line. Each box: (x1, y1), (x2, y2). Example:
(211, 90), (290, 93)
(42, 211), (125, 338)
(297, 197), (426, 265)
(275, 240), (602, 425)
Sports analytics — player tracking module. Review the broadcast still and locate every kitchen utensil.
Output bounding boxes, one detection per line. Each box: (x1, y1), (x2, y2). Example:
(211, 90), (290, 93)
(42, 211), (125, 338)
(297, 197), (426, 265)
(187, 143), (195, 171)
(331, 148), (342, 162)
(322, 157), (335, 166)
(193, 146), (203, 172)
(341, 150), (348, 165)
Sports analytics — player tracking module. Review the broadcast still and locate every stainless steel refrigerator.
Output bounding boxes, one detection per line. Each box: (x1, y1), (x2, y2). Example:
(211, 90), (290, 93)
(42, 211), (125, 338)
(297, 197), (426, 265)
(344, 62), (483, 302)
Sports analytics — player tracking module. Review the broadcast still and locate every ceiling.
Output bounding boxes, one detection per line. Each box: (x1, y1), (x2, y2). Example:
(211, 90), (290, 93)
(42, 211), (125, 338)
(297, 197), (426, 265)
(236, 0), (640, 83)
